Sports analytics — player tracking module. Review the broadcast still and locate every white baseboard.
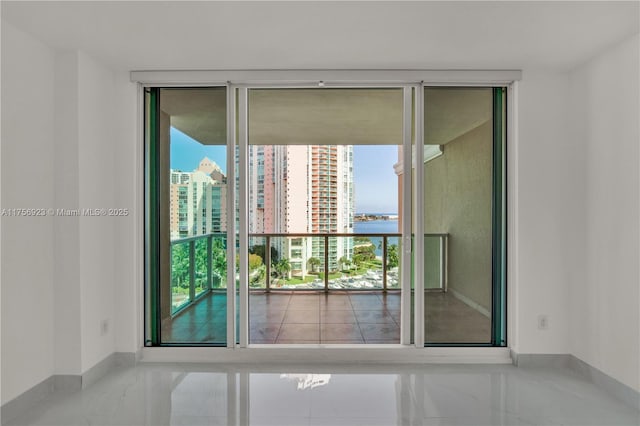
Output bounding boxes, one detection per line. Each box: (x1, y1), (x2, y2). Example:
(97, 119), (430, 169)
(568, 355), (640, 412)
(511, 351), (640, 411)
(0, 376), (55, 424)
(140, 346), (512, 364)
(0, 352), (137, 424)
(448, 287), (491, 318)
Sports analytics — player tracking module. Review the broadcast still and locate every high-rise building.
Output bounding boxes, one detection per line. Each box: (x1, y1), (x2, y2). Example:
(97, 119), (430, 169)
(249, 144), (354, 277)
(170, 157), (228, 239)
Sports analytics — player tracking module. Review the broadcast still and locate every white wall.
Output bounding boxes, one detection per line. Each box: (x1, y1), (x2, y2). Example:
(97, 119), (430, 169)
(53, 50), (119, 375)
(77, 51), (117, 372)
(53, 50), (82, 375)
(568, 34), (640, 392)
(1, 21), (56, 404)
(112, 72), (140, 354)
(512, 70), (577, 355)
(1, 20), (123, 404)
(1, 7), (638, 406)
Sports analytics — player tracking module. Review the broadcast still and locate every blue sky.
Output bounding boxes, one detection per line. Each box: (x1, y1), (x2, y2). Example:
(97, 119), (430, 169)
(170, 128), (398, 213)
(352, 145), (398, 214)
(170, 127), (228, 173)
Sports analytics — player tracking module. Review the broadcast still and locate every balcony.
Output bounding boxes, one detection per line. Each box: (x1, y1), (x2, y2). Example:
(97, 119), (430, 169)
(245, 233), (449, 292)
(169, 233), (227, 314)
(162, 232), (488, 345)
(169, 232), (448, 300)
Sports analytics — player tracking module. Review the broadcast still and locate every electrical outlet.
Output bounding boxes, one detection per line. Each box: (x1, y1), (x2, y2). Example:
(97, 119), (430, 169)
(537, 315), (549, 330)
(100, 319), (109, 336)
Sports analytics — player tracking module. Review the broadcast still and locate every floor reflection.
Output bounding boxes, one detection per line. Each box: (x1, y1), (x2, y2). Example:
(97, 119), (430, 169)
(280, 373), (331, 390)
(5, 364), (639, 426)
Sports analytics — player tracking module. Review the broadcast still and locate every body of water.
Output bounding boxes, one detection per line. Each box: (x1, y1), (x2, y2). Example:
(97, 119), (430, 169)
(354, 219), (399, 257)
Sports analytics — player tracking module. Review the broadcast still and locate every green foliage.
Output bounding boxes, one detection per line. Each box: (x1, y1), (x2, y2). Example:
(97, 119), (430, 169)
(273, 258), (291, 278)
(250, 244), (279, 264)
(338, 256), (351, 271)
(354, 236), (372, 245)
(317, 272), (342, 280)
(249, 265), (266, 286)
(307, 257), (321, 273)
(249, 253), (263, 271)
(171, 236), (228, 292)
(386, 244), (399, 268)
(354, 244), (376, 264)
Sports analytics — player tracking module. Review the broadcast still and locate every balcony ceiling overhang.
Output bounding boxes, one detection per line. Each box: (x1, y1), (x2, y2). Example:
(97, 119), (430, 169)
(160, 88), (227, 146)
(160, 88), (491, 147)
(425, 88), (492, 146)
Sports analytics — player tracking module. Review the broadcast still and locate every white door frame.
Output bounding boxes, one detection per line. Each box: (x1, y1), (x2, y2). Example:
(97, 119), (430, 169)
(135, 70), (519, 360)
(232, 83), (418, 348)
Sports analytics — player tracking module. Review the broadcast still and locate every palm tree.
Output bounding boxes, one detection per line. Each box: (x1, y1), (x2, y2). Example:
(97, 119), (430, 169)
(307, 257), (321, 273)
(338, 256), (350, 271)
(386, 244), (399, 268)
(344, 258), (352, 272)
(274, 258), (291, 279)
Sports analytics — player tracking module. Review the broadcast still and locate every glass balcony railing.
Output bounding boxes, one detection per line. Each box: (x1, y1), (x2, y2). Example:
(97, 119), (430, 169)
(170, 233), (227, 315)
(247, 233), (405, 291)
(170, 232), (449, 313)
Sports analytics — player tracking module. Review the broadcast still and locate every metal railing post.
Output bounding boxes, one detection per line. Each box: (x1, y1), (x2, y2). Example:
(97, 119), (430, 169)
(207, 235), (213, 290)
(383, 236), (388, 292)
(265, 236), (271, 293)
(189, 240), (196, 302)
(324, 235), (329, 293)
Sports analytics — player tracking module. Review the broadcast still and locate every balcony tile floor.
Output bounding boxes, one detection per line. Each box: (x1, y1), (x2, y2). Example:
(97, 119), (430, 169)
(162, 291), (491, 344)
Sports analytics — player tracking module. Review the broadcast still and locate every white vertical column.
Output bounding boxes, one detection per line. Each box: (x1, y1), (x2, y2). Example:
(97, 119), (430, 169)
(226, 85), (237, 348)
(53, 51), (82, 374)
(414, 85), (425, 347)
(237, 87), (249, 348)
(400, 86), (413, 345)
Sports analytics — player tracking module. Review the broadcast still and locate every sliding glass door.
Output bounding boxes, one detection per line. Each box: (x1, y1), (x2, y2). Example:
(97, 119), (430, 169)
(237, 87), (414, 345)
(145, 87), (230, 345)
(417, 86), (506, 346)
(144, 80), (506, 348)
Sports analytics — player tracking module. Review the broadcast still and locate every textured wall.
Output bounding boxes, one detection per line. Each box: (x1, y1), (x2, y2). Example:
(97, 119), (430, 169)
(424, 120), (492, 312)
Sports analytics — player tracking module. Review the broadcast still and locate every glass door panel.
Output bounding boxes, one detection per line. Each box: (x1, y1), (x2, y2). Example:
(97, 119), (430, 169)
(243, 88), (405, 344)
(422, 87), (500, 345)
(148, 87), (229, 345)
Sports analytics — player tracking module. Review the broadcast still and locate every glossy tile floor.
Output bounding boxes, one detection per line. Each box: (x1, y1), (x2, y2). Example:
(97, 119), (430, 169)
(6, 363), (639, 425)
(162, 291), (490, 344)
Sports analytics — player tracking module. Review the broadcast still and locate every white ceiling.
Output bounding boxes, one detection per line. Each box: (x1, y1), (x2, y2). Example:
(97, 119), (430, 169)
(2, 1), (638, 72)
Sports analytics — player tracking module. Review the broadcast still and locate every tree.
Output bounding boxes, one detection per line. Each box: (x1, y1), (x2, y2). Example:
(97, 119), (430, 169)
(211, 238), (227, 287)
(307, 257), (321, 273)
(274, 258), (291, 279)
(352, 254), (365, 269)
(386, 244), (399, 268)
(171, 243), (190, 289)
(171, 237), (228, 290)
(249, 265), (265, 286)
(354, 244), (376, 262)
(344, 257), (352, 271)
(249, 253), (263, 271)
(338, 256), (349, 270)
(250, 244), (279, 264)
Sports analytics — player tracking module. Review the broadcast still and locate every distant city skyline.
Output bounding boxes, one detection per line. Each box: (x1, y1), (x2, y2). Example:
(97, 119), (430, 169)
(170, 127), (398, 213)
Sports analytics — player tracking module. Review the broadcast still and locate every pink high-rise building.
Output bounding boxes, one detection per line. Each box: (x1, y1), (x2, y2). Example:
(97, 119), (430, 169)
(249, 144), (354, 277)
